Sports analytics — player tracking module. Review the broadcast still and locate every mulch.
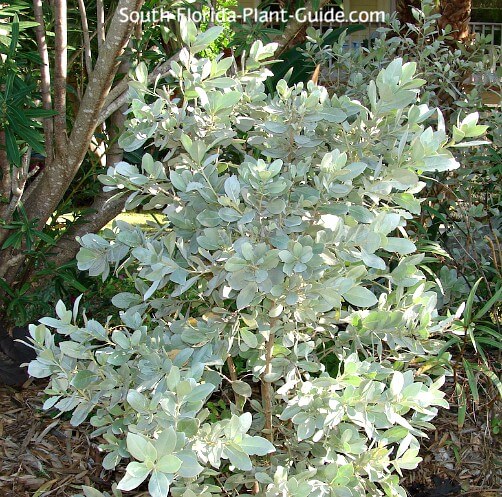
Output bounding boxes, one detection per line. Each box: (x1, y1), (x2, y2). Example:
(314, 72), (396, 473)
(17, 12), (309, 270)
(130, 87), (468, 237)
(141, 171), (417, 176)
(0, 378), (500, 497)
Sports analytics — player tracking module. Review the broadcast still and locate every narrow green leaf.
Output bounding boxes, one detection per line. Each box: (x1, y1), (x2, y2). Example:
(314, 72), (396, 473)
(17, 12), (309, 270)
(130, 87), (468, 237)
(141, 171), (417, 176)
(474, 286), (502, 321)
(462, 359), (479, 404)
(4, 126), (20, 165)
(464, 278), (482, 326)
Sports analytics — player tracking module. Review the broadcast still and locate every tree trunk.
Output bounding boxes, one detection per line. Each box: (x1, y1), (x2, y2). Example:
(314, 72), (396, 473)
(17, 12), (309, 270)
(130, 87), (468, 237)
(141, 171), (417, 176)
(439, 0), (472, 42)
(274, 0), (332, 56)
(0, 0), (144, 299)
(396, 0), (422, 27)
(41, 94), (130, 273)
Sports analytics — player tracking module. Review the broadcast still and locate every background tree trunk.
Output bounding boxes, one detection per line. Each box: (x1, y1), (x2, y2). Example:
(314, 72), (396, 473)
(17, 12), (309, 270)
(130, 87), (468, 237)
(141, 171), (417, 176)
(274, 0), (332, 56)
(396, 0), (422, 27)
(0, 0), (145, 308)
(439, 0), (472, 42)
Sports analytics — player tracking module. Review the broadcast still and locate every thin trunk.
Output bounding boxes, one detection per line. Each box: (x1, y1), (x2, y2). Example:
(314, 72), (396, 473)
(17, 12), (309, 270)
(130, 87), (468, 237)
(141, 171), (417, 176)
(97, 0), (106, 47)
(44, 94), (129, 270)
(0, 0), (144, 290)
(21, 0), (143, 231)
(32, 0), (54, 168)
(53, 0), (68, 156)
(439, 0), (472, 42)
(77, 0), (93, 76)
(0, 130), (11, 221)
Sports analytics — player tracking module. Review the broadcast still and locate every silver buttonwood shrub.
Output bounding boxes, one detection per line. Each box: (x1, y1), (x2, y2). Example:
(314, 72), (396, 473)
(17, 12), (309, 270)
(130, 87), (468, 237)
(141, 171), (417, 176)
(27, 19), (484, 497)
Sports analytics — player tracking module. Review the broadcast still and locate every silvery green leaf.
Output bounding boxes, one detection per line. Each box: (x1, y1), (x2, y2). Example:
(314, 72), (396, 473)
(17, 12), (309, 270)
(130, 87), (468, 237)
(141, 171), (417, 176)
(155, 426), (178, 456)
(263, 122), (288, 133)
(28, 361), (52, 378)
(384, 237), (416, 254)
(240, 242), (254, 261)
(71, 370), (97, 389)
(393, 193), (421, 215)
(450, 140), (489, 148)
(177, 450), (204, 478)
(135, 62), (148, 85)
(170, 171), (187, 191)
(394, 448), (422, 472)
(239, 435), (275, 456)
(343, 286), (378, 308)
(184, 383), (215, 403)
(224, 176), (241, 203)
(224, 443), (252, 471)
(149, 470), (170, 497)
(127, 390), (148, 412)
(219, 207), (241, 222)
(156, 454), (182, 474)
(196, 209), (221, 228)
(297, 418), (316, 441)
(127, 433), (157, 463)
(373, 213), (401, 235)
(143, 279), (161, 301)
(59, 341), (87, 359)
(225, 257), (247, 272)
(112, 330), (130, 349)
(43, 396), (61, 410)
(117, 462), (151, 491)
(70, 401), (94, 426)
(240, 328), (258, 348)
(232, 381), (252, 397)
(317, 109), (347, 123)
(177, 418), (199, 437)
(55, 396), (80, 412)
(348, 205), (374, 223)
(268, 304), (283, 318)
(237, 282), (258, 309)
(180, 17), (197, 45)
(421, 154), (459, 172)
(40, 318), (63, 329)
(112, 292), (142, 309)
(267, 198), (286, 214)
(191, 26), (224, 53)
(205, 77), (237, 89)
(390, 371), (405, 397)
(361, 250), (386, 270)
(102, 451), (121, 470)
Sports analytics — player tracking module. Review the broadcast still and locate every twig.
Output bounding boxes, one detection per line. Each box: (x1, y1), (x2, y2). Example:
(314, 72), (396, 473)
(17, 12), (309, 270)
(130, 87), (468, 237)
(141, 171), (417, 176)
(226, 355), (238, 383)
(261, 320), (276, 443)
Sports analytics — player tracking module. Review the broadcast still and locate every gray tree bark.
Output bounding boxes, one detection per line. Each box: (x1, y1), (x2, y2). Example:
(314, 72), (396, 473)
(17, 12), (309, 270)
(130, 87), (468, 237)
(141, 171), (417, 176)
(0, 0), (145, 292)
